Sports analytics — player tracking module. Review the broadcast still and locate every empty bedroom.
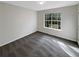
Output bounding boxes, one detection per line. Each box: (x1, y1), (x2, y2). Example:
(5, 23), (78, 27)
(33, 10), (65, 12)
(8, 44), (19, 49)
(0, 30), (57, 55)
(0, 0), (79, 57)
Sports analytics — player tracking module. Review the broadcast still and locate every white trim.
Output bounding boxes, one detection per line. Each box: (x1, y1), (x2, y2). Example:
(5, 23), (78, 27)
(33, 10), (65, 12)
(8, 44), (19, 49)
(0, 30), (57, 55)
(44, 27), (62, 31)
(44, 13), (61, 30)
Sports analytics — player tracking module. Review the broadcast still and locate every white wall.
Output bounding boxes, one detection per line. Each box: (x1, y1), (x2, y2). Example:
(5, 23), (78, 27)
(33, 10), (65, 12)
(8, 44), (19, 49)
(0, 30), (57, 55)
(0, 3), (37, 46)
(77, 4), (79, 44)
(37, 5), (77, 42)
(0, 2), (78, 47)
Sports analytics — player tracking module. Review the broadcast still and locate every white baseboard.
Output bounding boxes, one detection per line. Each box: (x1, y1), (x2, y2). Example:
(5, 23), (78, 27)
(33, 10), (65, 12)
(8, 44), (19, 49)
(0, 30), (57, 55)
(0, 31), (37, 47)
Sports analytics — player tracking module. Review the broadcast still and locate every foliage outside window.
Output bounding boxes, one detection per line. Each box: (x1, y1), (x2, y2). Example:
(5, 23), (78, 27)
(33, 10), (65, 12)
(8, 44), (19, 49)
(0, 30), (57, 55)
(45, 13), (61, 29)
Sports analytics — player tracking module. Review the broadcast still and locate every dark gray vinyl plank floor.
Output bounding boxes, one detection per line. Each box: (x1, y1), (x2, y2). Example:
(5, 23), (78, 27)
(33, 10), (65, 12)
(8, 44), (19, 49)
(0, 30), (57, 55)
(0, 31), (79, 57)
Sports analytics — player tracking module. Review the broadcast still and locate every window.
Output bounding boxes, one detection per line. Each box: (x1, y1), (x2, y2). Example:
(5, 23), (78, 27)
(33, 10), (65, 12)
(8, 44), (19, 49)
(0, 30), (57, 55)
(45, 13), (61, 29)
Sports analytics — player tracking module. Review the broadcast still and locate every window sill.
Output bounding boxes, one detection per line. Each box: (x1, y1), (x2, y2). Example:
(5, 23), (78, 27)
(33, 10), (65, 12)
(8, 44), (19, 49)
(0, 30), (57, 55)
(44, 27), (62, 31)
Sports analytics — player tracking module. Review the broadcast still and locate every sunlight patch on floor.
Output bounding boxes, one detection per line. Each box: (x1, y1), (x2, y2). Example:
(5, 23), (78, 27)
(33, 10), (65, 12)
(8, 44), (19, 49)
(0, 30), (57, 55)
(57, 41), (78, 57)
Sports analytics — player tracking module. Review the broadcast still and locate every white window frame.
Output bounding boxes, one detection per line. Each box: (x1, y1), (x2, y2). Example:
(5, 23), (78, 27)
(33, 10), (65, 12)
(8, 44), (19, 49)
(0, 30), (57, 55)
(44, 13), (62, 31)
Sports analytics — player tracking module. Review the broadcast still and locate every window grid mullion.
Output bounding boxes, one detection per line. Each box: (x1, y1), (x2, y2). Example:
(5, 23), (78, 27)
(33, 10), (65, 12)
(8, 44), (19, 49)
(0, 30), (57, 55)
(45, 13), (61, 29)
(51, 15), (52, 28)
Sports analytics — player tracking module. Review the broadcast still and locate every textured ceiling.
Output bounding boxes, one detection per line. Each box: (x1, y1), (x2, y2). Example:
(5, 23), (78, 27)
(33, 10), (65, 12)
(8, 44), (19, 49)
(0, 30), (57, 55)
(2, 1), (79, 11)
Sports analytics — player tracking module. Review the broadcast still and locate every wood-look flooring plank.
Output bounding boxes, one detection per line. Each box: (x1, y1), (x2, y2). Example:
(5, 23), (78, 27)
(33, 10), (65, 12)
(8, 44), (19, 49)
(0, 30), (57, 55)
(0, 31), (78, 57)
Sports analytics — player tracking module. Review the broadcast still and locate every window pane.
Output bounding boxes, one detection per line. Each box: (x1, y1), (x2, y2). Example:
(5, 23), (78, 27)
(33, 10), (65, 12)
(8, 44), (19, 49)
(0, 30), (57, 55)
(58, 13), (61, 20)
(51, 13), (58, 20)
(58, 21), (60, 25)
(45, 14), (51, 21)
(58, 25), (61, 29)
(58, 21), (61, 29)
(45, 21), (51, 28)
(52, 21), (58, 29)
